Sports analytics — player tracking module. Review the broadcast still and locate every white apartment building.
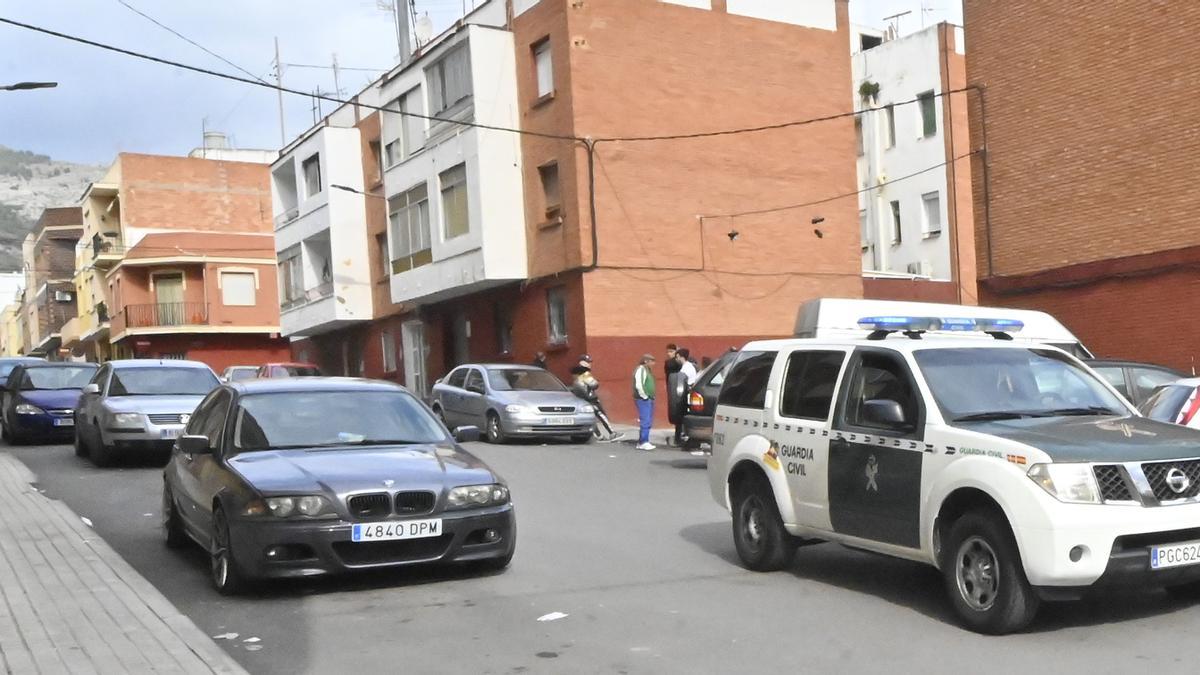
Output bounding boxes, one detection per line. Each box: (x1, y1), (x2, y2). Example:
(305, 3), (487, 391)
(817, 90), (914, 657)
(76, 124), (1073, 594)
(852, 22), (968, 282)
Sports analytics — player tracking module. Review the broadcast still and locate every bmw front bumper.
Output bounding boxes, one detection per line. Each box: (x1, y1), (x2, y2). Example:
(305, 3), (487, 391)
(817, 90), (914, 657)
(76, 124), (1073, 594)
(227, 504), (516, 578)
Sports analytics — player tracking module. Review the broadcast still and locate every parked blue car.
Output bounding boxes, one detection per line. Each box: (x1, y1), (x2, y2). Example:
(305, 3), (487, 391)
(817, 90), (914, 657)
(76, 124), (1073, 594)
(0, 356), (44, 388)
(1, 362), (98, 444)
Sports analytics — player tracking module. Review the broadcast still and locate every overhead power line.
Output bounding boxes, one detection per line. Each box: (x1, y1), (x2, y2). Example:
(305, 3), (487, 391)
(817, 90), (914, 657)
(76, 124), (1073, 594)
(282, 63), (388, 73)
(112, 0), (270, 85)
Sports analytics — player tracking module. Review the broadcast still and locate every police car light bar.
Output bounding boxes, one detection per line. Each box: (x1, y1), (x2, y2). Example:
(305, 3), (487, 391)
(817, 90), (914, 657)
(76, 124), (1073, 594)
(857, 316), (1025, 338)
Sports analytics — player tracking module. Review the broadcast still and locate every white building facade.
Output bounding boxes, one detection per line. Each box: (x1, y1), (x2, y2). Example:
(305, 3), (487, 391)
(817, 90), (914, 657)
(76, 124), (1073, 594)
(852, 23), (967, 281)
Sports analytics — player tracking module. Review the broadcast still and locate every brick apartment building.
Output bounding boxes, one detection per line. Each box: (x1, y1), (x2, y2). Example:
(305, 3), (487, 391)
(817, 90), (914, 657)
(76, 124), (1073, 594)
(72, 153), (289, 371)
(964, 1), (1200, 370)
(278, 0), (866, 422)
(20, 207), (82, 358)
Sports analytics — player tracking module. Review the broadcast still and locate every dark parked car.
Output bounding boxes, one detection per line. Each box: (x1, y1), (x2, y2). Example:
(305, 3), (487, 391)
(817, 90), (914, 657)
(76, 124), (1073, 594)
(680, 350), (738, 450)
(0, 356), (44, 388)
(1, 362), (98, 444)
(256, 362), (322, 378)
(1086, 359), (1185, 407)
(161, 378), (515, 594)
(1139, 377), (1200, 428)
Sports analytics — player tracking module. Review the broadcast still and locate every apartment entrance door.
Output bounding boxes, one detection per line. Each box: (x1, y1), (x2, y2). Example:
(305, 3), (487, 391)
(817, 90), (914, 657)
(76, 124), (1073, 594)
(402, 321), (429, 398)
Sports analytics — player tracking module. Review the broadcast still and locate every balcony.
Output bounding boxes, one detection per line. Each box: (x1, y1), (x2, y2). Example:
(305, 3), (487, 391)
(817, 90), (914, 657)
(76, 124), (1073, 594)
(112, 302), (209, 337)
(90, 236), (126, 267)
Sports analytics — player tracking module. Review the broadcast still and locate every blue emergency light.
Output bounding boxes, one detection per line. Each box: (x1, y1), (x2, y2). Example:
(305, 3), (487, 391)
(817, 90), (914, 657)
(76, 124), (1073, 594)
(857, 316), (1025, 339)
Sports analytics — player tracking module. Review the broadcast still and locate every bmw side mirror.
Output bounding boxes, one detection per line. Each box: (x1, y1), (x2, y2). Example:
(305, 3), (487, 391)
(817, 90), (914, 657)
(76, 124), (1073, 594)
(82, 384), (100, 395)
(178, 434), (212, 455)
(863, 399), (908, 428)
(453, 425), (481, 443)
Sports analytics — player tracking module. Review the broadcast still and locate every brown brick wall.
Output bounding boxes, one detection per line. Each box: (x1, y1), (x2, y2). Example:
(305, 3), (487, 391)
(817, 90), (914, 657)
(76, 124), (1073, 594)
(965, 0), (1200, 280)
(118, 153), (272, 234)
(938, 24), (978, 304)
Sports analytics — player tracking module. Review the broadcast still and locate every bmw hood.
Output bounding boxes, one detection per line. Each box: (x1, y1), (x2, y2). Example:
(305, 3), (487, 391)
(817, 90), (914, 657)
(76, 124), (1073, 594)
(228, 444), (499, 495)
(19, 389), (83, 411)
(963, 415), (1200, 463)
(103, 395), (205, 415)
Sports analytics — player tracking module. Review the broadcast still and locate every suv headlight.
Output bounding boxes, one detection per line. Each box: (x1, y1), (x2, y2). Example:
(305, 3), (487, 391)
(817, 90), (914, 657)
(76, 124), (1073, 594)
(1027, 463), (1102, 504)
(446, 484), (510, 509)
(244, 495), (336, 518)
(109, 412), (143, 429)
(15, 403), (44, 415)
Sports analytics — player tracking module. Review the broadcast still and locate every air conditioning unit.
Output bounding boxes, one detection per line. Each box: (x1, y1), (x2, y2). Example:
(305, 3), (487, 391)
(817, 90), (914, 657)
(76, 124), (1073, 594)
(54, 291), (74, 303)
(906, 261), (934, 277)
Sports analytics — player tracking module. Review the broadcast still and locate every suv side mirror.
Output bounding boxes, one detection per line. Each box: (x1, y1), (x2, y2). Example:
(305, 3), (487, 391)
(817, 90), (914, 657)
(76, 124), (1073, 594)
(82, 383), (100, 395)
(178, 434), (212, 454)
(453, 425), (481, 443)
(862, 399), (907, 428)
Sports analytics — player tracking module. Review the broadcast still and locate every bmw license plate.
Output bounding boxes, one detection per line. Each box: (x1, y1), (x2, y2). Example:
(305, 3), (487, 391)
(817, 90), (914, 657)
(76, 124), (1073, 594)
(52, 418), (73, 427)
(546, 416), (574, 425)
(1151, 540), (1200, 569)
(160, 428), (182, 440)
(352, 518), (442, 543)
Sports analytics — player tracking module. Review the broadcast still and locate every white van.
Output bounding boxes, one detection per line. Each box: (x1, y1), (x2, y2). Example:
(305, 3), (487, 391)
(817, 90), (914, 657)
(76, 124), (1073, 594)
(794, 298), (1092, 359)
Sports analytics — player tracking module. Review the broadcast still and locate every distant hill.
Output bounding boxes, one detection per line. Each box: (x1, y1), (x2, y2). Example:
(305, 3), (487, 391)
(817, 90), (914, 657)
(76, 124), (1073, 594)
(0, 146), (105, 271)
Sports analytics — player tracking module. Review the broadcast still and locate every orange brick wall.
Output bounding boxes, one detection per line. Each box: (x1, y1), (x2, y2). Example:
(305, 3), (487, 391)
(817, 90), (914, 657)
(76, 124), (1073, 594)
(118, 153), (272, 234)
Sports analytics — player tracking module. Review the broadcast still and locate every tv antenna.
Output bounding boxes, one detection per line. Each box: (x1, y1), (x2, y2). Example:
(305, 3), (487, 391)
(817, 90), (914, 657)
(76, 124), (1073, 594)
(920, 1), (943, 27)
(882, 10), (911, 38)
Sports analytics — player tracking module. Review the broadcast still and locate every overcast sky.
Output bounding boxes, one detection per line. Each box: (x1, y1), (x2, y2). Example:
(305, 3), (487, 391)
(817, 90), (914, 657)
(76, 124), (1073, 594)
(0, 0), (962, 165)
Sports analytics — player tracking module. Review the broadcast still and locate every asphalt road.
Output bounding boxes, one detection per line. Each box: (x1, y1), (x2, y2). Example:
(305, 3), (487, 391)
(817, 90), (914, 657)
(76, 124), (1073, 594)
(7, 438), (1200, 674)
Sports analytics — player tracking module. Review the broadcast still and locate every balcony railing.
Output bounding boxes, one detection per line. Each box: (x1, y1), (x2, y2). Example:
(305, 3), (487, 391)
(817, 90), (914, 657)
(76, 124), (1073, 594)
(122, 302), (209, 328)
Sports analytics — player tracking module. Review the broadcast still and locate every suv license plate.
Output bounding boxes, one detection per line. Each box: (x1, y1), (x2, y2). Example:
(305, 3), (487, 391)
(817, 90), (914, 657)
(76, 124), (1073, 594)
(1151, 540), (1200, 569)
(547, 416), (574, 426)
(352, 519), (442, 542)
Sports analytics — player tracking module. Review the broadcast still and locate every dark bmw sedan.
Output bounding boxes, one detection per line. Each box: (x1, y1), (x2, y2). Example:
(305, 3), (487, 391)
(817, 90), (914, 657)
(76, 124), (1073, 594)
(161, 378), (515, 594)
(1, 362), (98, 444)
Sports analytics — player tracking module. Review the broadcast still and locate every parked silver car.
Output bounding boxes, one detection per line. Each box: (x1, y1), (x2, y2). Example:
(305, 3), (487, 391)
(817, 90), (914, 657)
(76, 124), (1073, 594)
(431, 364), (596, 444)
(74, 359), (221, 466)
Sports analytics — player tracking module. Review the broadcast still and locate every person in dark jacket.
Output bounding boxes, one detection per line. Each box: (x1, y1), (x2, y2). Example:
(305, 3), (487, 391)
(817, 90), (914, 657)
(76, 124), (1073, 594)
(570, 354), (622, 442)
(531, 351), (548, 369)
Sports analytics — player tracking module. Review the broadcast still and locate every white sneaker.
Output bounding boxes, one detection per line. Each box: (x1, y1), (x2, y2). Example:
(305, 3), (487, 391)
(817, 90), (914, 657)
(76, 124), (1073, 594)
(636, 443), (656, 451)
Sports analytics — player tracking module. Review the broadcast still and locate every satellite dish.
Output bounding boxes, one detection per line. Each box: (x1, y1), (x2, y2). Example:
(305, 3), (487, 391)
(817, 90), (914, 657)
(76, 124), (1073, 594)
(415, 13), (434, 44)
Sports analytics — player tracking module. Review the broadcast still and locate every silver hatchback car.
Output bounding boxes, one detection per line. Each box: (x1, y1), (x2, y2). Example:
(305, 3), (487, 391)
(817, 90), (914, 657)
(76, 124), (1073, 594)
(431, 364), (596, 444)
(75, 359), (220, 466)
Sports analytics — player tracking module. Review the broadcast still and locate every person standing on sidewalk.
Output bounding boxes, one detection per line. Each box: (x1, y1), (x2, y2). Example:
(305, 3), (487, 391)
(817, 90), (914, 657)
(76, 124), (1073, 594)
(531, 351), (548, 370)
(633, 353), (657, 450)
(672, 348), (700, 446)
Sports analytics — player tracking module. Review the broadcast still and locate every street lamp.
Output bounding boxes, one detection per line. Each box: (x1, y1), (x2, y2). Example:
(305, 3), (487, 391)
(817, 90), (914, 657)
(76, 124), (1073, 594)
(0, 81), (57, 91)
(331, 183), (385, 200)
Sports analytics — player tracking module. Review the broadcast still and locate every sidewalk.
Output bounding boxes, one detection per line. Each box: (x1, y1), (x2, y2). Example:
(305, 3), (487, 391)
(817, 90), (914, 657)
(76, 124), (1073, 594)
(608, 423), (686, 448)
(0, 453), (246, 675)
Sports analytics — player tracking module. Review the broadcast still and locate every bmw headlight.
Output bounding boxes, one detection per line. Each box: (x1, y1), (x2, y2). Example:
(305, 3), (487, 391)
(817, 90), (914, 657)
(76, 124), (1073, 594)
(109, 412), (143, 429)
(263, 495), (335, 518)
(446, 484), (510, 509)
(15, 403), (45, 415)
(1027, 463), (1101, 504)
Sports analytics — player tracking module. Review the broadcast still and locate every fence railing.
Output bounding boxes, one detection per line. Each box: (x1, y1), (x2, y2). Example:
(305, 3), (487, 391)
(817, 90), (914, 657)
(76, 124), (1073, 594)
(121, 302), (209, 328)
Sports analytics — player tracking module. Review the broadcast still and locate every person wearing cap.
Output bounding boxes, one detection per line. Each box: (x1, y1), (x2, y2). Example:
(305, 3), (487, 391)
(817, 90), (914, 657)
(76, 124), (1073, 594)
(570, 354), (622, 442)
(633, 353), (657, 450)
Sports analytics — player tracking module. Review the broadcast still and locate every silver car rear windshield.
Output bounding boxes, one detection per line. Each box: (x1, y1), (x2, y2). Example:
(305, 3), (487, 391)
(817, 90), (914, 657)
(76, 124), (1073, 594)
(233, 391), (447, 451)
(914, 348), (1127, 422)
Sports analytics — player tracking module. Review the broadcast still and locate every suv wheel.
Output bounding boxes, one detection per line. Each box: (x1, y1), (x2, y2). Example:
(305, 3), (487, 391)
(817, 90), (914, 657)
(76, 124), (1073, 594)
(731, 473), (797, 572)
(942, 511), (1039, 634)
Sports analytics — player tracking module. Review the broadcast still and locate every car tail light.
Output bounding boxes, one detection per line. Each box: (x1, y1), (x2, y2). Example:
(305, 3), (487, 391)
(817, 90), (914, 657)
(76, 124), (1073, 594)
(688, 391), (704, 413)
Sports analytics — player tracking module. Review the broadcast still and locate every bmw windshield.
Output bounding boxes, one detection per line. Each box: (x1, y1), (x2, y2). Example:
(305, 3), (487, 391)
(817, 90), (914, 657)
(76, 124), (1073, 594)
(233, 391), (447, 451)
(914, 348), (1129, 422)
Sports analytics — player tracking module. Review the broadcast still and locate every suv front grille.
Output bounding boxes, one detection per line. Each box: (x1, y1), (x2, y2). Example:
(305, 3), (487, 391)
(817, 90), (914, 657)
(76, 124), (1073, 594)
(1094, 465), (1134, 502)
(348, 493), (391, 519)
(1142, 460), (1200, 501)
(394, 491), (436, 515)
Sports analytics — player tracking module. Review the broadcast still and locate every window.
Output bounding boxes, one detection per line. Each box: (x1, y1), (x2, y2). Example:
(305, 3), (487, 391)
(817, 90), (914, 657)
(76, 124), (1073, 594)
(1093, 366), (1128, 399)
(278, 248), (303, 306)
(921, 192), (941, 237)
(780, 351), (846, 420)
(890, 200), (902, 245)
(375, 233), (389, 277)
(302, 154), (321, 197)
(884, 104), (896, 148)
(854, 117), (864, 157)
(918, 90), (937, 138)
(401, 88), (425, 155)
(368, 141), (383, 183)
(198, 391), (232, 448)
(1143, 385), (1195, 422)
(464, 369), (485, 393)
(440, 164), (470, 239)
(547, 287), (568, 344)
(533, 39), (553, 99)
(427, 44), (472, 115)
(384, 139), (403, 167)
(382, 328), (397, 372)
(388, 183), (432, 273)
(446, 367), (468, 389)
(1132, 368), (1180, 405)
(220, 271), (256, 306)
(538, 162), (561, 218)
(844, 351), (919, 432)
(495, 306), (513, 354)
(719, 351), (777, 409)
